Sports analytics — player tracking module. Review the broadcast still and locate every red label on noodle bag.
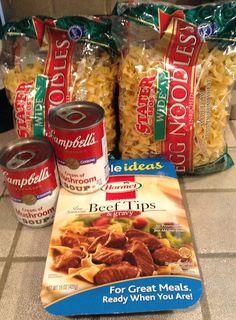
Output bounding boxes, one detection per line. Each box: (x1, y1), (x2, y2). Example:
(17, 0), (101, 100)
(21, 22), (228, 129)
(14, 81), (34, 137)
(44, 26), (75, 136)
(160, 18), (203, 173)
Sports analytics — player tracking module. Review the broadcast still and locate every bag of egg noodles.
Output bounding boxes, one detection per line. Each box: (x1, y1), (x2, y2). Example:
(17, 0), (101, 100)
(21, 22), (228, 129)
(113, 1), (236, 174)
(1, 16), (118, 152)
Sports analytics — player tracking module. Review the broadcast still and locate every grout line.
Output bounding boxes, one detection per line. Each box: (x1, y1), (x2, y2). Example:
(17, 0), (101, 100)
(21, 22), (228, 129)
(184, 189), (236, 193)
(177, 176), (184, 184)
(180, 178), (212, 320)
(0, 186), (6, 199)
(74, 318), (99, 320)
(50, 0), (55, 16)
(11, 256), (47, 262)
(200, 290), (212, 320)
(179, 181), (200, 253)
(229, 120), (236, 140)
(179, 177), (205, 270)
(0, 258), (7, 262)
(1, 194), (10, 198)
(0, 223), (22, 299)
(199, 252), (236, 259)
(105, 0), (110, 14)
(105, 0), (113, 14)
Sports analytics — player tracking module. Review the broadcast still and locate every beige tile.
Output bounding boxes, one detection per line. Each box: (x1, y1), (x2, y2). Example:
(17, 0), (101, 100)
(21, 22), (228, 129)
(230, 104), (236, 119)
(0, 197), (18, 257)
(231, 88), (236, 103)
(0, 261), (5, 276)
(3, 0), (54, 20)
(183, 149), (236, 190)
(0, 173), (6, 196)
(100, 303), (202, 320)
(14, 225), (53, 257)
(231, 120), (236, 135)
(200, 257), (236, 320)
(0, 129), (17, 149)
(0, 130), (16, 196)
(0, 261), (91, 320)
(53, 0), (107, 16)
(107, 0), (118, 13)
(186, 192), (236, 254)
(231, 85), (236, 104)
(225, 124), (236, 147)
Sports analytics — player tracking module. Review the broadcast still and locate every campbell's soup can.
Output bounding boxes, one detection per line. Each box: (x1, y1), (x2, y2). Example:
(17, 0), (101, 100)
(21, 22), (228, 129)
(49, 101), (109, 194)
(0, 138), (59, 227)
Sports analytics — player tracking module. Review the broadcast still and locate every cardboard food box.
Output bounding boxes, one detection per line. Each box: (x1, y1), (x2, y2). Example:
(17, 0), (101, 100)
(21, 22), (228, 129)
(41, 158), (202, 316)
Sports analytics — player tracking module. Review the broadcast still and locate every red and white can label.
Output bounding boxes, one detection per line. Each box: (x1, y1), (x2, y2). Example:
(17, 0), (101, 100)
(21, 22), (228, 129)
(2, 157), (59, 227)
(51, 119), (109, 193)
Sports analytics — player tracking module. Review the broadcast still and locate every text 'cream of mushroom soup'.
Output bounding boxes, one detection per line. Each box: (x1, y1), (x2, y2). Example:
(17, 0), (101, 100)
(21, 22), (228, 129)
(49, 102), (109, 194)
(0, 138), (60, 227)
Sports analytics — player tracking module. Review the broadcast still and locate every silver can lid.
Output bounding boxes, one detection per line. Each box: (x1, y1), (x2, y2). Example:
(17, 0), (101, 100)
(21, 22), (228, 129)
(0, 137), (54, 171)
(48, 101), (104, 132)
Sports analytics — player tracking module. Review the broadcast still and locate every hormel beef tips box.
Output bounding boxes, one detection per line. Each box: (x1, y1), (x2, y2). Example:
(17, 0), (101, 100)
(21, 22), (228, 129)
(41, 159), (202, 316)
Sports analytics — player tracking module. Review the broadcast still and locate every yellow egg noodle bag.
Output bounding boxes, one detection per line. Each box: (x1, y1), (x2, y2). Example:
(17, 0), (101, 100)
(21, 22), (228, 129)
(113, 1), (236, 174)
(1, 16), (118, 151)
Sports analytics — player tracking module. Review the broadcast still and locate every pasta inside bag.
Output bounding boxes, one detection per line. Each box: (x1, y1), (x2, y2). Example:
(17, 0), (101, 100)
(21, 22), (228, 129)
(1, 16), (118, 151)
(114, 2), (236, 174)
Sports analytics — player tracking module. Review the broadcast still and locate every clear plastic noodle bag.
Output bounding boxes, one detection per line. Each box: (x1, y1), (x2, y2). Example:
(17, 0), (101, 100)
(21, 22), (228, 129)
(72, 45), (119, 150)
(1, 16), (118, 151)
(113, 1), (236, 174)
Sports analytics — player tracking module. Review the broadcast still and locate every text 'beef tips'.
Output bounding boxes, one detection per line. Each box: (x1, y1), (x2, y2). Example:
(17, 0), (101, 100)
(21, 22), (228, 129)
(94, 262), (140, 285)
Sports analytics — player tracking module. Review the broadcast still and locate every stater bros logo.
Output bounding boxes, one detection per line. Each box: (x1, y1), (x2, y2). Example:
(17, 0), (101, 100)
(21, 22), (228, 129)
(198, 22), (218, 39)
(68, 25), (87, 41)
(102, 181), (142, 193)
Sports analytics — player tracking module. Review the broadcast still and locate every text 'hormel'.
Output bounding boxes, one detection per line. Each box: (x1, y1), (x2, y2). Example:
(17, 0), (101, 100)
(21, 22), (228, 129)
(102, 181), (142, 193)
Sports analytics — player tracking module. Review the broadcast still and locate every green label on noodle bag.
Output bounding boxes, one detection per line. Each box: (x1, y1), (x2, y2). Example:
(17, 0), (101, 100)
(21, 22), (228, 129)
(155, 70), (169, 141)
(33, 75), (48, 136)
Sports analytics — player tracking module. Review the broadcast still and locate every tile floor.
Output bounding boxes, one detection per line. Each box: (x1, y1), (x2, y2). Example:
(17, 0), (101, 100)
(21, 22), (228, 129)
(0, 125), (235, 320)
